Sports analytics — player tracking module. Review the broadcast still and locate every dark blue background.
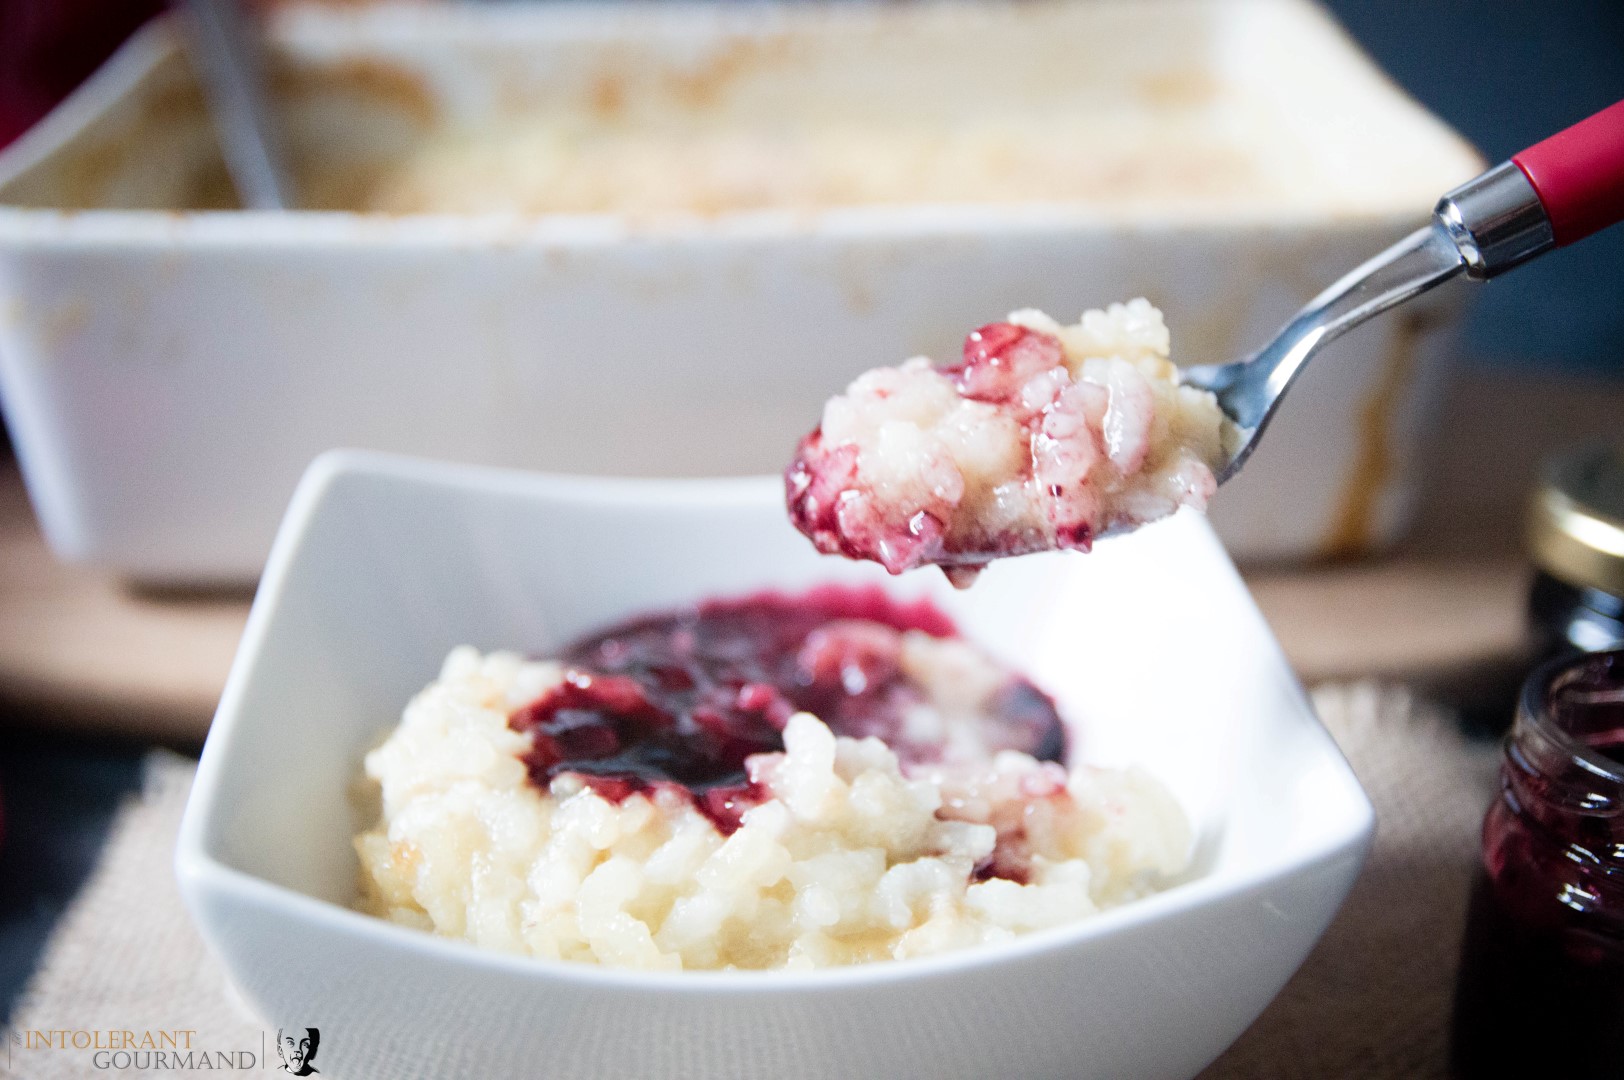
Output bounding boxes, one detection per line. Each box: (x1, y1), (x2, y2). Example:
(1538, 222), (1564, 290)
(1325, 0), (1624, 376)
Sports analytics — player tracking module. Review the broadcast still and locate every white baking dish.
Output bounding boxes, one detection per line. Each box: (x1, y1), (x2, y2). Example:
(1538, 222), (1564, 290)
(0, 0), (1483, 583)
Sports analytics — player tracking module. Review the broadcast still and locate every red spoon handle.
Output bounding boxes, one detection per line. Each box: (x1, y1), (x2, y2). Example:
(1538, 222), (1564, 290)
(1512, 99), (1624, 246)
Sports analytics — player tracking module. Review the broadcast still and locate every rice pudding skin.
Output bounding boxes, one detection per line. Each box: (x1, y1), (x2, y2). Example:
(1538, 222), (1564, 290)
(355, 587), (1189, 971)
(786, 300), (1230, 587)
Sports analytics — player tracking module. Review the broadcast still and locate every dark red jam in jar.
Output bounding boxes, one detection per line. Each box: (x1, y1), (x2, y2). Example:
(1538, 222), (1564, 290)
(1450, 650), (1624, 1078)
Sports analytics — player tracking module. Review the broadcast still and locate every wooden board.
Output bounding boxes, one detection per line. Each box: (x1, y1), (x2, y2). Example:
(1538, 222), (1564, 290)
(0, 464), (248, 743)
(1, 369), (1618, 745)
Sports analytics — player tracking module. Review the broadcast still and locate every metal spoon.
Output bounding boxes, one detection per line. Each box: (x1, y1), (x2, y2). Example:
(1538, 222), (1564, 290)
(179, 0), (294, 210)
(1183, 99), (1624, 482)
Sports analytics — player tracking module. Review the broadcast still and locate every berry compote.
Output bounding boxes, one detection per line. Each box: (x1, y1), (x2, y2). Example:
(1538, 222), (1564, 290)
(508, 585), (1065, 834)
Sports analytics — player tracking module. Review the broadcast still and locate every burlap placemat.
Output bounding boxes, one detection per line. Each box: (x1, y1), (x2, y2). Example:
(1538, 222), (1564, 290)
(1199, 684), (1499, 1079)
(3, 683), (1501, 1079)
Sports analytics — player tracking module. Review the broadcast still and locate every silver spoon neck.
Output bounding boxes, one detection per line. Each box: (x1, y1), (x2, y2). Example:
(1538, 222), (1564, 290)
(1194, 220), (1466, 479)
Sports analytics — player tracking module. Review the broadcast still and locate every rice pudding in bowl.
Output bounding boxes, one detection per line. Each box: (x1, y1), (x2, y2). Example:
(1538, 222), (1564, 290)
(354, 587), (1188, 971)
(786, 300), (1233, 586)
(177, 452), (1377, 1080)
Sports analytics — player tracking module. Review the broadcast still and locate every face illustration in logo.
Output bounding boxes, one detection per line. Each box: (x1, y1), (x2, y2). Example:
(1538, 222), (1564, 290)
(275, 1028), (320, 1075)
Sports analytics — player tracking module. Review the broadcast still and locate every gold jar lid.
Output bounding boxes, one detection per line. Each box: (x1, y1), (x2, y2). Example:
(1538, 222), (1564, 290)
(1528, 445), (1624, 596)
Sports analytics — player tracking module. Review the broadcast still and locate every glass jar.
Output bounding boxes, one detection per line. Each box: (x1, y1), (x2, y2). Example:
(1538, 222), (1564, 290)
(1460, 446), (1624, 739)
(1450, 650), (1624, 1078)
(1526, 445), (1624, 660)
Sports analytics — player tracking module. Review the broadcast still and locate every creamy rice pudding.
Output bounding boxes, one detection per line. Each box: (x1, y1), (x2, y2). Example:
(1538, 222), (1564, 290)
(354, 588), (1187, 970)
(786, 300), (1231, 586)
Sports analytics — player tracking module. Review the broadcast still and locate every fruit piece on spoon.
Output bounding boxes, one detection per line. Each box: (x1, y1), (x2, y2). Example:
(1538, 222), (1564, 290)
(785, 299), (1234, 587)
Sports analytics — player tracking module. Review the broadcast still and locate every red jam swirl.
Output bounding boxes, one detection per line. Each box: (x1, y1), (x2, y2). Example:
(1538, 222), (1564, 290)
(1451, 651), (1624, 1078)
(508, 586), (1065, 836)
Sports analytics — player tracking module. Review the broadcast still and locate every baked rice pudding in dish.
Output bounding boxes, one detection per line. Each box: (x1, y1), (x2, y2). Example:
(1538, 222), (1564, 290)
(354, 587), (1188, 971)
(786, 300), (1233, 587)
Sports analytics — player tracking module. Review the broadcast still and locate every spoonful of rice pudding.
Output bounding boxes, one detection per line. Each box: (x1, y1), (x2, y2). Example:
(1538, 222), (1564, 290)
(785, 300), (1228, 589)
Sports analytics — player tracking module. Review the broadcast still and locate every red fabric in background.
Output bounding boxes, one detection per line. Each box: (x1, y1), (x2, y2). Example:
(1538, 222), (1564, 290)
(0, 0), (165, 149)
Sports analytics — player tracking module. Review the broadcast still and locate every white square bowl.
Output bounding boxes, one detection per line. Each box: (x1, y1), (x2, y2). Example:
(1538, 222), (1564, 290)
(176, 451), (1372, 1080)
